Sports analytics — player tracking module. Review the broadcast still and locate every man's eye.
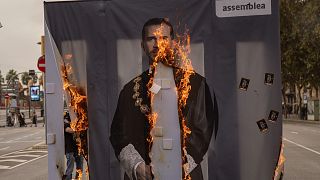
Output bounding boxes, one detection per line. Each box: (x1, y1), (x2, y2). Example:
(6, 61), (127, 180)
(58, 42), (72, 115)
(147, 37), (155, 41)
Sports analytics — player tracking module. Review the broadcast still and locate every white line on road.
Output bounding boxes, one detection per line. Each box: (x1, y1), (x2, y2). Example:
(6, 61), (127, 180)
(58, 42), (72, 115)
(0, 159), (27, 163)
(0, 140), (42, 143)
(8, 154), (47, 170)
(13, 150), (47, 154)
(0, 154), (41, 158)
(0, 165), (10, 169)
(33, 141), (45, 146)
(290, 131), (299, 134)
(0, 147), (9, 151)
(283, 138), (320, 156)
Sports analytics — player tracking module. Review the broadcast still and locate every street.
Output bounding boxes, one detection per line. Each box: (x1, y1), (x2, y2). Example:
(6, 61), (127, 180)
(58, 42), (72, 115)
(283, 120), (320, 180)
(0, 119), (318, 179)
(0, 125), (47, 180)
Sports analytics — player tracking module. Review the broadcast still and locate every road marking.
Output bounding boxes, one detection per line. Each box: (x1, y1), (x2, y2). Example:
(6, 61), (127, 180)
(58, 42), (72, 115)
(0, 147), (47, 170)
(283, 138), (320, 156)
(14, 150), (47, 154)
(0, 159), (27, 163)
(35, 137), (42, 139)
(0, 165), (10, 169)
(33, 141), (45, 147)
(0, 147), (9, 151)
(290, 131), (299, 134)
(8, 154), (47, 170)
(0, 140), (42, 143)
(0, 154), (40, 158)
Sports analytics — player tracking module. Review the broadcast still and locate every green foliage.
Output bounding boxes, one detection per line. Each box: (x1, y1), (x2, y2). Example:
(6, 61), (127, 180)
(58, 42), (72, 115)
(0, 70), (4, 83)
(281, 0), (320, 116)
(281, 0), (320, 94)
(21, 72), (38, 86)
(5, 69), (18, 84)
(21, 72), (32, 86)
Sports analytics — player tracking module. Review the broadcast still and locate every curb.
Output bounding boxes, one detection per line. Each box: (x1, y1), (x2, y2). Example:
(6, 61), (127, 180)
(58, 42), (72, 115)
(283, 119), (320, 124)
(32, 144), (48, 150)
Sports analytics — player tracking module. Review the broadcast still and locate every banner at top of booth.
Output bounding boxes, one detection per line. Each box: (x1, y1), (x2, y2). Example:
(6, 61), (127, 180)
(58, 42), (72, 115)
(216, 0), (271, 18)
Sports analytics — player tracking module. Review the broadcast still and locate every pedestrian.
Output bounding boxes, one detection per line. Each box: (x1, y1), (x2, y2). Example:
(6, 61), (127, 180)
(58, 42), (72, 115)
(6, 115), (13, 127)
(30, 111), (37, 127)
(62, 112), (77, 180)
(18, 112), (26, 127)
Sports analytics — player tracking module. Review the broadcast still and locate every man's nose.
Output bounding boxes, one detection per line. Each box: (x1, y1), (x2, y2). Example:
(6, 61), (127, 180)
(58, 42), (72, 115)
(153, 39), (159, 48)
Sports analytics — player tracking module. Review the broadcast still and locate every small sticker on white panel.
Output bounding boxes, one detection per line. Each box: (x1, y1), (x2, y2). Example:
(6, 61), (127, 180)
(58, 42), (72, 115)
(154, 126), (163, 137)
(163, 139), (173, 150)
(150, 82), (161, 94)
(161, 79), (171, 89)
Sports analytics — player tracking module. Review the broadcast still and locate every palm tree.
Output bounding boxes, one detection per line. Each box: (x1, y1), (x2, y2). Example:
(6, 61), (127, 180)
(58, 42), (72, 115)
(0, 70), (4, 83)
(21, 72), (32, 86)
(5, 69), (18, 85)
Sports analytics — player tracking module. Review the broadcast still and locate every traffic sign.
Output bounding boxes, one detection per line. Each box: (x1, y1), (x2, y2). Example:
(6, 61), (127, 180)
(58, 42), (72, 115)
(37, 55), (45, 73)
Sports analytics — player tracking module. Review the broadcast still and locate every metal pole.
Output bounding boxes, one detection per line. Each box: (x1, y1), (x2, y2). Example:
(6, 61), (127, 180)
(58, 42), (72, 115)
(29, 96), (31, 119)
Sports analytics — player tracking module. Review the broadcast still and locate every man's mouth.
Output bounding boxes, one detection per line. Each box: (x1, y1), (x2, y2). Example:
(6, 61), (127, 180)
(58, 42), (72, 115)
(152, 49), (159, 54)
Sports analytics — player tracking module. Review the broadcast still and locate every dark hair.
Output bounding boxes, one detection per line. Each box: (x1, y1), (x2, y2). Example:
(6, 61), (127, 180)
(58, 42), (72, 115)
(64, 112), (71, 121)
(142, 18), (174, 40)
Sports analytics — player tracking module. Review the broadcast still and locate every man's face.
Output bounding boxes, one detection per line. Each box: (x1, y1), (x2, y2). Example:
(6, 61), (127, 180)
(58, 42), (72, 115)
(142, 24), (172, 63)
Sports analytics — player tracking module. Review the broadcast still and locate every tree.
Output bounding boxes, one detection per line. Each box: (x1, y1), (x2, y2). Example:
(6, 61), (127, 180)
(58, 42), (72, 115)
(21, 72), (32, 86)
(0, 70), (4, 83)
(5, 69), (18, 84)
(300, 0), (320, 98)
(280, 0), (306, 117)
(281, 0), (320, 117)
(21, 72), (38, 86)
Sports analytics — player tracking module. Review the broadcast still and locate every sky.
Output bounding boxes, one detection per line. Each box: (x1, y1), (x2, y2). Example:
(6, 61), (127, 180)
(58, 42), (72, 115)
(0, 0), (76, 78)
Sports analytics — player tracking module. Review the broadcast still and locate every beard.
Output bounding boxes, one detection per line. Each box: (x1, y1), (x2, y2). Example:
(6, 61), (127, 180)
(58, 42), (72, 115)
(148, 47), (178, 68)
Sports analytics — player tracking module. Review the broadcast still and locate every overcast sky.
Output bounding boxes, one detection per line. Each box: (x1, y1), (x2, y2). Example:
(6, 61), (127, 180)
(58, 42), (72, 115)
(0, 0), (76, 77)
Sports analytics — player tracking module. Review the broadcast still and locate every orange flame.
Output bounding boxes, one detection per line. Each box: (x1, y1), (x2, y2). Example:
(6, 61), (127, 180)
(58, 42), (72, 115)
(146, 23), (194, 180)
(174, 28), (194, 180)
(61, 63), (89, 178)
(76, 169), (83, 180)
(273, 143), (285, 180)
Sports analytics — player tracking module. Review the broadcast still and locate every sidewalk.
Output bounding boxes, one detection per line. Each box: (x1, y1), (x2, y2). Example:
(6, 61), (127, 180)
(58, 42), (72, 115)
(0, 116), (45, 127)
(283, 115), (320, 124)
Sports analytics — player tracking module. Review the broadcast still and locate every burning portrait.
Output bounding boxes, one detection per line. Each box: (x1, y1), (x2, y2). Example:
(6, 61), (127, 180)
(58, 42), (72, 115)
(109, 18), (219, 180)
(44, 0), (282, 179)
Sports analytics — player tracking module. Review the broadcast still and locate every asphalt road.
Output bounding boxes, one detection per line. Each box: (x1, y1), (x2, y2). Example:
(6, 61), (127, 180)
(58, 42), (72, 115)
(0, 125), (47, 180)
(283, 120), (320, 180)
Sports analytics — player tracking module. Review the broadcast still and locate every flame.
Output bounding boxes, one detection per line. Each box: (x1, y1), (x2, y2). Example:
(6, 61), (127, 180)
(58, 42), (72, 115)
(61, 63), (89, 178)
(273, 143), (285, 180)
(76, 169), (83, 180)
(146, 23), (194, 180)
(174, 28), (194, 180)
